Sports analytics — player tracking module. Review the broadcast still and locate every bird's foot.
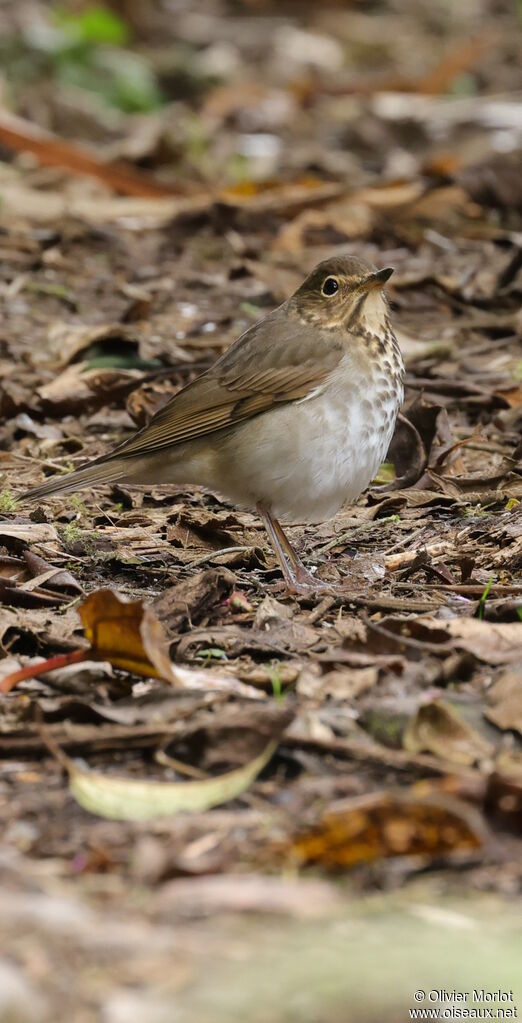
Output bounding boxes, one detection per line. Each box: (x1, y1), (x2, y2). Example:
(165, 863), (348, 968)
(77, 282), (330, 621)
(284, 564), (338, 596)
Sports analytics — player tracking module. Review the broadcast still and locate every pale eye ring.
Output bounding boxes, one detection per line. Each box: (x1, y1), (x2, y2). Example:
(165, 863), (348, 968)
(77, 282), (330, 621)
(321, 276), (339, 297)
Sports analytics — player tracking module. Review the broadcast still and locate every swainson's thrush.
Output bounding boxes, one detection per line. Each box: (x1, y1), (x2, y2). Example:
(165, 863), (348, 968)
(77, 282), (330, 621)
(22, 256), (405, 593)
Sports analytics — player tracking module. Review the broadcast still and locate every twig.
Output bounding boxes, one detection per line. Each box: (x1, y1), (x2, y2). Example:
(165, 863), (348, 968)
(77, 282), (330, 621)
(307, 595), (336, 623)
(363, 617), (451, 654)
(186, 545), (253, 569)
(0, 111), (183, 198)
(283, 731), (483, 780)
(0, 649), (90, 695)
(393, 582), (522, 596)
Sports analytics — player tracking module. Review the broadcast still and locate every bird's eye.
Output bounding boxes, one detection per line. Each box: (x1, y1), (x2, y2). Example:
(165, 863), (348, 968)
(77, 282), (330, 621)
(321, 276), (339, 297)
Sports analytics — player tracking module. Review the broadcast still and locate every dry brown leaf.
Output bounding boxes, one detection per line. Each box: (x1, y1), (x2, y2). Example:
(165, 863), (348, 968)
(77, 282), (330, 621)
(79, 589), (260, 697)
(0, 111), (182, 197)
(404, 701), (494, 767)
(37, 363), (143, 411)
(290, 789), (486, 869)
(79, 589), (177, 681)
(382, 413), (427, 490)
(0, 181), (196, 225)
(420, 620), (522, 666)
(485, 668), (522, 736)
(274, 202), (373, 252)
(0, 523), (59, 545)
(0, 549), (82, 610)
(44, 322), (137, 369)
(297, 666), (379, 701)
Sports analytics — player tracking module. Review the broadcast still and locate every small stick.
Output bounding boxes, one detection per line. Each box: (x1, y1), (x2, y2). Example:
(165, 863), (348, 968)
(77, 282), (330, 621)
(0, 648), (90, 695)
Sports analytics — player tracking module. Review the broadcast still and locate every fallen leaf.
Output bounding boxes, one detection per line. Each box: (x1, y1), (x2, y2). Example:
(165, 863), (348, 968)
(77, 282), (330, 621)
(79, 589), (260, 697)
(0, 111), (182, 197)
(377, 616), (522, 666)
(274, 202), (373, 252)
(37, 362), (144, 412)
(421, 619), (522, 666)
(0, 589), (262, 698)
(153, 568), (237, 635)
(484, 668), (522, 736)
(64, 738), (277, 821)
(0, 182), (198, 225)
(0, 548), (82, 609)
(44, 322), (138, 369)
(404, 700), (494, 767)
(297, 666), (379, 701)
(79, 588), (177, 680)
(290, 789), (486, 869)
(382, 413), (427, 490)
(0, 523), (59, 546)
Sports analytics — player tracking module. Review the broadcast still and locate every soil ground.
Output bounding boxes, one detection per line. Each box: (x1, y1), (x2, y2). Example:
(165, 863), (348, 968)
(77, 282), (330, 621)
(0, 2), (521, 1020)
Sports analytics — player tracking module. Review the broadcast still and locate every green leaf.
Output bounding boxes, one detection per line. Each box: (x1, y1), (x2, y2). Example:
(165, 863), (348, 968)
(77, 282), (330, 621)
(197, 647), (228, 661)
(54, 5), (129, 47)
(266, 664), (285, 704)
(68, 741), (277, 820)
(372, 462), (396, 484)
(0, 488), (18, 512)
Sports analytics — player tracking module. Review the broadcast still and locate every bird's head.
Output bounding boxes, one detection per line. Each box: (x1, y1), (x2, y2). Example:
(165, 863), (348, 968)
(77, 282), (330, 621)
(292, 255), (394, 337)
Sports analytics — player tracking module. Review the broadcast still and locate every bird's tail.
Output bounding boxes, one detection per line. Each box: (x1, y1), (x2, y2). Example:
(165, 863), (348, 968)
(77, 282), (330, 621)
(21, 456), (127, 502)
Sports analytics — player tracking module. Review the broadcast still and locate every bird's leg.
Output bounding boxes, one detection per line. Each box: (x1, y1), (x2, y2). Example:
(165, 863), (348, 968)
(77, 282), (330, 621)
(258, 506), (327, 594)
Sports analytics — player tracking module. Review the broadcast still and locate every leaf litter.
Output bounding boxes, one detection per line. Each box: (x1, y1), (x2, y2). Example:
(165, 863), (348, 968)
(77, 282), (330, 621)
(0, 1), (521, 1019)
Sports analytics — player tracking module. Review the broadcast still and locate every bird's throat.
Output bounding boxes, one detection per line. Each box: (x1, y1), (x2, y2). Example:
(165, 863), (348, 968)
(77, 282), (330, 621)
(347, 290), (388, 338)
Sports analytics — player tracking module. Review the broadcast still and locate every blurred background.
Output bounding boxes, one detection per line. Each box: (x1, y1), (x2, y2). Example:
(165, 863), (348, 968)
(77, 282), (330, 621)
(0, 0), (521, 197)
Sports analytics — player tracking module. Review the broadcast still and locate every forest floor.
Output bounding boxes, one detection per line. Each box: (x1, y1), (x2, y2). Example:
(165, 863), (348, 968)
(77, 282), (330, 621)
(0, 2), (521, 1020)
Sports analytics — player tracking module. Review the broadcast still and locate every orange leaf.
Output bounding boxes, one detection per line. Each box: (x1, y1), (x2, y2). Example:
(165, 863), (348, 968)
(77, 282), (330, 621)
(289, 789), (486, 869)
(0, 112), (182, 198)
(78, 589), (261, 697)
(79, 588), (177, 681)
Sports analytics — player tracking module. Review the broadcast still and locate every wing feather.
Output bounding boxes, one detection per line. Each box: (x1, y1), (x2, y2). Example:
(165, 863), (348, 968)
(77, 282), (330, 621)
(96, 313), (344, 462)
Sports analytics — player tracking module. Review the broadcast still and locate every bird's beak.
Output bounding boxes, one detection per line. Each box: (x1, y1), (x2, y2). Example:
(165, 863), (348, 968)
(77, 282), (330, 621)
(360, 267), (394, 292)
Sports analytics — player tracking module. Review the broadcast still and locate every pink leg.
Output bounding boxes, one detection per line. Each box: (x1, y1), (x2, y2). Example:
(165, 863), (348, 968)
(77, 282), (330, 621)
(258, 506), (332, 595)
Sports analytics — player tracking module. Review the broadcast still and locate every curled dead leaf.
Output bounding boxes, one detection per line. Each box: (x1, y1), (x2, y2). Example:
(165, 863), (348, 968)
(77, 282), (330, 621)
(404, 700), (494, 767)
(55, 736), (277, 821)
(79, 589), (261, 698)
(44, 322), (138, 369)
(79, 588), (176, 681)
(382, 413), (427, 490)
(484, 668), (522, 737)
(0, 589), (262, 698)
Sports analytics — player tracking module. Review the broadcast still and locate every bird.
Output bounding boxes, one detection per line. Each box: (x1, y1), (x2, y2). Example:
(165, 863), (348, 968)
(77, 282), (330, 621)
(22, 255), (405, 594)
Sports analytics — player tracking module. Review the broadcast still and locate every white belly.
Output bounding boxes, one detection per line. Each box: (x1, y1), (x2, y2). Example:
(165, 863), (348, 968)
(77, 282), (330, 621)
(209, 371), (401, 524)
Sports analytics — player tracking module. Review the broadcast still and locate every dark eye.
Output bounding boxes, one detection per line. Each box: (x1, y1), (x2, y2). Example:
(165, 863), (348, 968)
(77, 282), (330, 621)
(321, 276), (339, 297)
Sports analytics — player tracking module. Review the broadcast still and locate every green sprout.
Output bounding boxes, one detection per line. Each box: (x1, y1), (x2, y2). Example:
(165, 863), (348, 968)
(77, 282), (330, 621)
(266, 664), (285, 704)
(477, 576), (494, 620)
(0, 488), (18, 512)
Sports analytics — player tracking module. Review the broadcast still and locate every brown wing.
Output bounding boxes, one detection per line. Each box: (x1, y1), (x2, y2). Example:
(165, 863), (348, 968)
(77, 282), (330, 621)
(109, 311), (342, 461)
